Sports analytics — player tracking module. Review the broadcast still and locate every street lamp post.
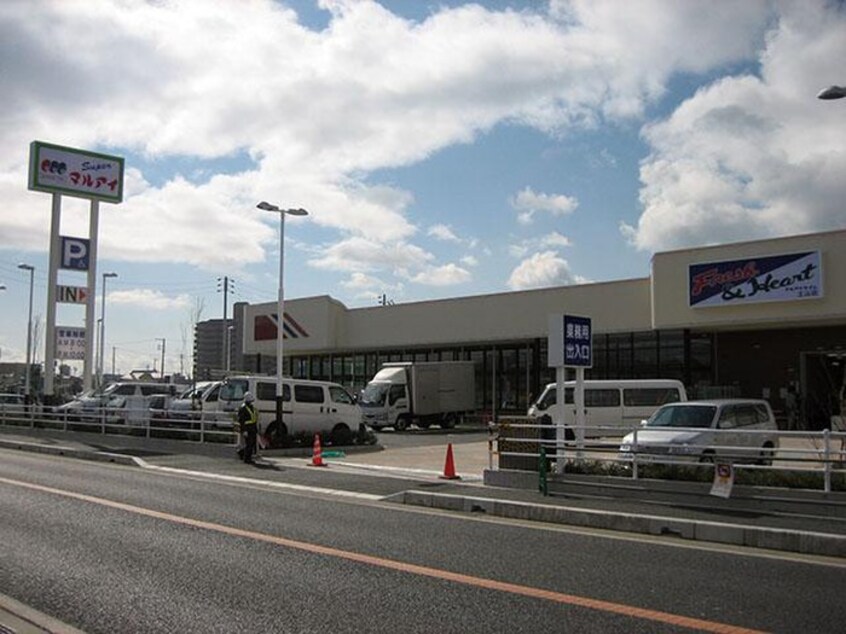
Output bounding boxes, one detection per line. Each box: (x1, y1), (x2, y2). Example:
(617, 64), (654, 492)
(18, 264), (34, 398)
(99, 272), (117, 387)
(257, 201), (308, 441)
(225, 325), (234, 372)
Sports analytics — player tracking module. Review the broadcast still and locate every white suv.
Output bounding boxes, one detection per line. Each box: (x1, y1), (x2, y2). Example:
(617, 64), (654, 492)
(619, 399), (779, 465)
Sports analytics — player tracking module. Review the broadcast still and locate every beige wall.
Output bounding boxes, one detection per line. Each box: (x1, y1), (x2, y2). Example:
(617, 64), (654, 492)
(242, 229), (846, 356)
(243, 278), (652, 355)
(651, 229), (846, 330)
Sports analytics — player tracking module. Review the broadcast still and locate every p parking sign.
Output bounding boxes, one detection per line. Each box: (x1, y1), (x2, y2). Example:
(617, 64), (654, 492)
(60, 236), (90, 271)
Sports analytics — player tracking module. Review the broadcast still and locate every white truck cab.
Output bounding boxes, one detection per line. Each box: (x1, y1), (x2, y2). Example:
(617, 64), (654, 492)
(359, 361), (476, 431)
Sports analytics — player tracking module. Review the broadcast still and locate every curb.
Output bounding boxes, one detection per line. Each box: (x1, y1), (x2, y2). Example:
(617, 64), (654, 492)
(0, 438), (142, 467)
(0, 592), (85, 634)
(390, 490), (846, 558)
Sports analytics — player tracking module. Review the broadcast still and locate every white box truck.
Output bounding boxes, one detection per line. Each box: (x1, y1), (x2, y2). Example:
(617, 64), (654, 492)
(359, 361), (476, 431)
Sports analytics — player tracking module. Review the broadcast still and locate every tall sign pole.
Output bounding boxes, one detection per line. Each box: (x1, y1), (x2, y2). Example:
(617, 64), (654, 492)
(44, 193), (62, 397)
(28, 141), (124, 401)
(83, 200), (100, 389)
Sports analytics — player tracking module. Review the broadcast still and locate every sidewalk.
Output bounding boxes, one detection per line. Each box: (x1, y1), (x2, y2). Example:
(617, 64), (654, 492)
(1, 427), (844, 559)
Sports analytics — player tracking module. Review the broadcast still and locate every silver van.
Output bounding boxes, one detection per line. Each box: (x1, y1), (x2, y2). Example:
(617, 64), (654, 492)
(619, 399), (779, 465)
(218, 375), (364, 445)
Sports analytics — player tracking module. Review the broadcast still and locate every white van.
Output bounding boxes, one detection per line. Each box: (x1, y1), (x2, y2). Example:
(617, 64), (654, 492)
(57, 381), (180, 425)
(527, 379), (687, 436)
(218, 375), (364, 445)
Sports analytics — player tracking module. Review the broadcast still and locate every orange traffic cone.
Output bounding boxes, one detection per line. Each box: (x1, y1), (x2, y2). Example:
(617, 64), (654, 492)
(440, 443), (460, 480)
(310, 433), (327, 467)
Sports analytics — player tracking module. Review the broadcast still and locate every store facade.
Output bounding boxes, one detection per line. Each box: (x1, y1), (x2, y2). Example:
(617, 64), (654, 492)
(236, 229), (846, 428)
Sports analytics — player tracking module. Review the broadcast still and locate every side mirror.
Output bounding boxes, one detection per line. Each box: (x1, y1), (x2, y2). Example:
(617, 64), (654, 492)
(640, 419), (648, 427)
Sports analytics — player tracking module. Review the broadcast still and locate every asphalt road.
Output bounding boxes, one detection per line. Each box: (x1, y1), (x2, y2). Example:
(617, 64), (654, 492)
(2, 448), (845, 633)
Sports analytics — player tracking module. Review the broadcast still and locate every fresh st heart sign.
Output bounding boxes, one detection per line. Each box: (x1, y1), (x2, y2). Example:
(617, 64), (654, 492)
(689, 251), (823, 308)
(57, 285), (89, 305)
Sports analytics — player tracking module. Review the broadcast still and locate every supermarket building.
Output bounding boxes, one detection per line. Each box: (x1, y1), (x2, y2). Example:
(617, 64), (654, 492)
(228, 229), (845, 429)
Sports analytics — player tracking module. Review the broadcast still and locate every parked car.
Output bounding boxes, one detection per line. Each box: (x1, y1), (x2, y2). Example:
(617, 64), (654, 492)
(0, 393), (26, 418)
(618, 399), (779, 465)
(55, 382), (180, 424)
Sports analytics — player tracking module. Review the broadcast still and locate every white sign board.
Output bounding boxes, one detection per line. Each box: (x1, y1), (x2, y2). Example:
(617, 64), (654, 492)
(28, 141), (124, 203)
(56, 326), (86, 360)
(710, 462), (734, 498)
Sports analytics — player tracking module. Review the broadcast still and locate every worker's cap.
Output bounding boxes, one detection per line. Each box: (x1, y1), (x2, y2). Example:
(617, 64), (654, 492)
(243, 392), (255, 403)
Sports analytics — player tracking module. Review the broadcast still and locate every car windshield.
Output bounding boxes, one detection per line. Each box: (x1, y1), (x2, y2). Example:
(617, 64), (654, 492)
(534, 388), (556, 411)
(646, 405), (717, 429)
(359, 383), (389, 406)
(219, 379), (249, 403)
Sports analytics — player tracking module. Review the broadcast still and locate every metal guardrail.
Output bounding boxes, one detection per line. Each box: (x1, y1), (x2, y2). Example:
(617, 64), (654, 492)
(0, 407), (237, 445)
(489, 417), (846, 493)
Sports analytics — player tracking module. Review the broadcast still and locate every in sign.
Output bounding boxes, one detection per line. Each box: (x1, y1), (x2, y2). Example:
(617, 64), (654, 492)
(57, 285), (89, 304)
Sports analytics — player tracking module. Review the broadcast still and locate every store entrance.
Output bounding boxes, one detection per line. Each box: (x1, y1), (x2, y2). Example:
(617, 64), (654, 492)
(802, 351), (846, 430)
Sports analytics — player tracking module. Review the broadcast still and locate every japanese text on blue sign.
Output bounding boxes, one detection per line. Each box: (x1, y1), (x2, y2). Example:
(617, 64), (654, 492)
(564, 314), (592, 368)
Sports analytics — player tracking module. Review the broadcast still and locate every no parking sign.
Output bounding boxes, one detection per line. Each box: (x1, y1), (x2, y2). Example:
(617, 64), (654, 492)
(710, 462), (734, 498)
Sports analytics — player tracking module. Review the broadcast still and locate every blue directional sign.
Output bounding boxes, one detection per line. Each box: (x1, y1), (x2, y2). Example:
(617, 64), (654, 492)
(60, 236), (90, 271)
(564, 314), (592, 368)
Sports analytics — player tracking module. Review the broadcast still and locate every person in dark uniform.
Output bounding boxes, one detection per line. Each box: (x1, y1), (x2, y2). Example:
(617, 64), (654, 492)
(237, 392), (258, 464)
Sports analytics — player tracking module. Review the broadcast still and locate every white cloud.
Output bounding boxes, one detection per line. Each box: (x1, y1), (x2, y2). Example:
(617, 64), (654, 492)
(512, 187), (579, 224)
(0, 0), (780, 282)
(509, 232), (572, 258)
(410, 263), (472, 286)
(507, 251), (584, 290)
(309, 237), (434, 273)
(460, 255), (478, 267)
(428, 224), (461, 242)
(622, 2), (846, 252)
(540, 231), (573, 248)
(342, 272), (384, 290)
(108, 289), (191, 311)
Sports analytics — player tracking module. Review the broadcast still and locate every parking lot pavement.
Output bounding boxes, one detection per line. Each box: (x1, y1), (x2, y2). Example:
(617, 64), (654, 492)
(314, 436), (494, 480)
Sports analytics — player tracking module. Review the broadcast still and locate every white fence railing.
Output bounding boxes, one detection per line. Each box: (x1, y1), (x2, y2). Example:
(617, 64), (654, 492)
(491, 417), (846, 493)
(0, 407), (237, 445)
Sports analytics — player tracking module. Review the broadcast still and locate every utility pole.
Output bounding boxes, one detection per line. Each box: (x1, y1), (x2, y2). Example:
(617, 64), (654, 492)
(156, 338), (166, 382)
(217, 276), (234, 372)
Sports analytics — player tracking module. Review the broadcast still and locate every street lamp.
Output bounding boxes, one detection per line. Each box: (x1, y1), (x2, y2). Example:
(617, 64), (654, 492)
(817, 85), (846, 100)
(257, 201), (308, 440)
(18, 264), (34, 398)
(99, 272), (117, 387)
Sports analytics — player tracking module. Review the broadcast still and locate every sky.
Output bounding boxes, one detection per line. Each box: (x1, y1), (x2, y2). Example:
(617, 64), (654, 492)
(0, 0), (844, 379)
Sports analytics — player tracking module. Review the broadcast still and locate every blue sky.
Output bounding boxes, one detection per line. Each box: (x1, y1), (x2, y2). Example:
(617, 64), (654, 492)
(0, 0), (844, 379)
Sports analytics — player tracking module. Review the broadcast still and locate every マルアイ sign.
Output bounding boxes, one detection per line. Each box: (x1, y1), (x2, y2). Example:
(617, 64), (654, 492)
(28, 141), (124, 203)
(689, 251), (822, 308)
